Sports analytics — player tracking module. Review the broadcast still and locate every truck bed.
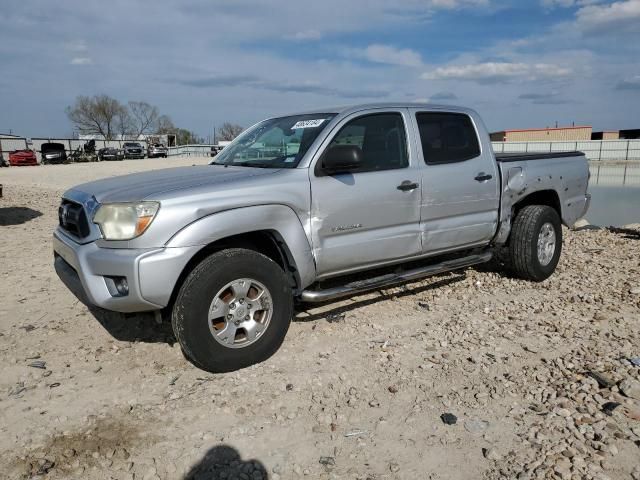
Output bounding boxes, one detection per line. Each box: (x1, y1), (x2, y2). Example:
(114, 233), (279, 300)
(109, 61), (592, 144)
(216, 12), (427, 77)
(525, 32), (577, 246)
(495, 151), (584, 162)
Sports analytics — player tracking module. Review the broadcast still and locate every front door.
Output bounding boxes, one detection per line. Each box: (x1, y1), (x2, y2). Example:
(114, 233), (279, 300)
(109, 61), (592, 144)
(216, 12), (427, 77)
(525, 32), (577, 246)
(310, 110), (422, 277)
(409, 109), (500, 253)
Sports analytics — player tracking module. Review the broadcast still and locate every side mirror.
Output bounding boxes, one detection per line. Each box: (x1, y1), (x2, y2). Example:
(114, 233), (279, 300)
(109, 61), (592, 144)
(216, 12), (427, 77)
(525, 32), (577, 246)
(321, 145), (363, 175)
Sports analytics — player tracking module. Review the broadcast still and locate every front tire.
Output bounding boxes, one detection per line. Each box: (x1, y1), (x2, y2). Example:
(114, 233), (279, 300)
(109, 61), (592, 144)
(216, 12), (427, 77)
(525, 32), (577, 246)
(508, 205), (562, 282)
(172, 248), (293, 373)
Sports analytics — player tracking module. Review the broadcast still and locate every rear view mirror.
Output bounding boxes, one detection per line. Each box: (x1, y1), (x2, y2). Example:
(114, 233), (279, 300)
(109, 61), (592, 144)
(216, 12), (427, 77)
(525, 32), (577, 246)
(321, 145), (363, 175)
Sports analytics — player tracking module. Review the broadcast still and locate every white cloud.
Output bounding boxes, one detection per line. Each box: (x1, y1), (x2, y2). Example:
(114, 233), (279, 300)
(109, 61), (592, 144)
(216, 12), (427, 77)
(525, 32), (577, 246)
(575, 0), (640, 32)
(286, 30), (322, 41)
(359, 44), (424, 67)
(70, 57), (93, 65)
(542, 0), (602, 8)
(65, 40), (88, 52)
(616, 75), (640, 89)
(422, 62), (572, 82)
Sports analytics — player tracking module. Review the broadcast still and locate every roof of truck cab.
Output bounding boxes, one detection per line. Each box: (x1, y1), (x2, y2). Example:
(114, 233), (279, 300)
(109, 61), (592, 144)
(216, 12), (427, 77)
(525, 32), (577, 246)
(284, 102), (475, 117)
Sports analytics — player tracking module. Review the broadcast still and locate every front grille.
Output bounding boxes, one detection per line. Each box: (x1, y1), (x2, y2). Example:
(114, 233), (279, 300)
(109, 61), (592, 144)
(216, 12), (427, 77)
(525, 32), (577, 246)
(58, 200), (90, 238)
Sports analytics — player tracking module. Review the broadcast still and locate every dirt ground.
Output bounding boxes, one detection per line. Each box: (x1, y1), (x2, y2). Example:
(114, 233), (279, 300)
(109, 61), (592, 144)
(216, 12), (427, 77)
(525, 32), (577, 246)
(1, 158), (639, 480)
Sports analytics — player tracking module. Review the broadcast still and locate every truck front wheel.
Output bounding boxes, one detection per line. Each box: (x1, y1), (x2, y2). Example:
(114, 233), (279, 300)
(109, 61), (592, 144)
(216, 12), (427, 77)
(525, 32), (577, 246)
(508, 205), (562, 282)
(172, 248), (293, 373)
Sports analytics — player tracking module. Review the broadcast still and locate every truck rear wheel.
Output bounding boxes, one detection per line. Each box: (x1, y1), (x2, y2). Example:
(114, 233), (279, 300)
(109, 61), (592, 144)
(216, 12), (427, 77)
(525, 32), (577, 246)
(508, 205), (562, 282)
(172, 248), (293, 373)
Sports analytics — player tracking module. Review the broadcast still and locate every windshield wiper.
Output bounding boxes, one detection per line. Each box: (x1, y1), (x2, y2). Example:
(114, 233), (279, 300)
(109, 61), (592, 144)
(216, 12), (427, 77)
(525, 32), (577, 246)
(226, 161), (279, 168)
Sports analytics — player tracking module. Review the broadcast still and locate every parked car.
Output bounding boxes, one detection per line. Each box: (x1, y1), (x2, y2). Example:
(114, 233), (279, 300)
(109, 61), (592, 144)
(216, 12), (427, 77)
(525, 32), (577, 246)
(123, 142), (145, 159)
(40, 142), (67, 164)
(147, 143), (168, 158)
(210, 145), (224, 157)
(69, 140), (97, 163)
(53, 103), (590, 373)
(97, 147), (124, 161)
(9, 148), (38, 166)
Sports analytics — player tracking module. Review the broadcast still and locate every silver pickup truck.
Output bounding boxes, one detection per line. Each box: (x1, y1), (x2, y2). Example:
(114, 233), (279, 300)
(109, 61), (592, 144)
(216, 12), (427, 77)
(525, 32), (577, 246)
(53, 103), (590, 372)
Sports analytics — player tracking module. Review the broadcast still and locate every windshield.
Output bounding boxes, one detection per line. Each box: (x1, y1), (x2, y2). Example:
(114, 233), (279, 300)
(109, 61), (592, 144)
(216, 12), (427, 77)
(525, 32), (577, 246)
(124, 142), (141, 147)
(212, 113), (336, 168)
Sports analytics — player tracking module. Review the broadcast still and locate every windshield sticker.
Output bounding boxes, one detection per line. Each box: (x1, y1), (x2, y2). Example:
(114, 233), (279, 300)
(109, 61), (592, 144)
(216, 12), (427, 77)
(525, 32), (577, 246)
(291, 119), (325, 129)
(284, 156), (296, 163)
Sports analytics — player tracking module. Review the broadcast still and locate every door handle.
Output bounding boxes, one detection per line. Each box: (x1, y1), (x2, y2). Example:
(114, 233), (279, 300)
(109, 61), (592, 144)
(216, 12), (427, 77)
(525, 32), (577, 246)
(397, 181), (419, 192)
(474, 173), (493, 182)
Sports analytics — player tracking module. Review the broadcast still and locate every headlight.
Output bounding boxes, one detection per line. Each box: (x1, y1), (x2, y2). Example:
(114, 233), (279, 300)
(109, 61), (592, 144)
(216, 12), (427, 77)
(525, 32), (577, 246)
(93, 202), (159, 240)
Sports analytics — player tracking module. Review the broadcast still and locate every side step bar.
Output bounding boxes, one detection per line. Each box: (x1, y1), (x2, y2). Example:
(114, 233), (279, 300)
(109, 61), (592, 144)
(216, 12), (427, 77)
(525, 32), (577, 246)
(300, 251), (492, 303)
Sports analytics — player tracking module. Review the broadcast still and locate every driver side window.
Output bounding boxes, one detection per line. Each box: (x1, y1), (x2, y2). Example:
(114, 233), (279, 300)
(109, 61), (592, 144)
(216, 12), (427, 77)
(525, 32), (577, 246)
(328, 113), (408, 172)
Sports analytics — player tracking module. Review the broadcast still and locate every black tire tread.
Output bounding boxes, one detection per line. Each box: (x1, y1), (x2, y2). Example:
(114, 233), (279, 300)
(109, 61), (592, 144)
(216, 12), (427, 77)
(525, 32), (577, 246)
(509, 205), (561, 281)
(171, 248), (292, 373)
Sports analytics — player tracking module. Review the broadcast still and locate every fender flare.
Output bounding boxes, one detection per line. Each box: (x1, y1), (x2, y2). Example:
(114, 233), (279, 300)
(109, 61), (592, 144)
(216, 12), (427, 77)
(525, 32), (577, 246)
(166, 204), (316, 288)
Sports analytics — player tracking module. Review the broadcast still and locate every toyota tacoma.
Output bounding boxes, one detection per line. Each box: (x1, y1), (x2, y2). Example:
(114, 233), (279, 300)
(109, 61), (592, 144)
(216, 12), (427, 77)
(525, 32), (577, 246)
(53, 103), (590, 372)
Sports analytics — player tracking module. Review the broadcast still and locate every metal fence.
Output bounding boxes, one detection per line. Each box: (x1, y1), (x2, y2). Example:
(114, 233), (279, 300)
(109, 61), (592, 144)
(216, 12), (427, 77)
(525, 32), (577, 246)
(491, 139), (640, 162)
(167, 144), (213, 157)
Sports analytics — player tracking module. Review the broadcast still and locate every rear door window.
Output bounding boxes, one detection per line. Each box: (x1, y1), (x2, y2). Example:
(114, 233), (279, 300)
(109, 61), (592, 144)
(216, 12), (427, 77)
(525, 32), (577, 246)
(415, 112), (480, 165)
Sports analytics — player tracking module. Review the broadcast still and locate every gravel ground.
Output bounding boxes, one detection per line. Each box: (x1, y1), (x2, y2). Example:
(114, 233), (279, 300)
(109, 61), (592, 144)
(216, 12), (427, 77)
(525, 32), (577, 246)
(1, 158), (639, 480)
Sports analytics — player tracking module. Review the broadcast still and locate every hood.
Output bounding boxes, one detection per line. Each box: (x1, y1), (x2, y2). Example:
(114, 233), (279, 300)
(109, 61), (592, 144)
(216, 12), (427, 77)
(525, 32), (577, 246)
(68, 164), (281, 203)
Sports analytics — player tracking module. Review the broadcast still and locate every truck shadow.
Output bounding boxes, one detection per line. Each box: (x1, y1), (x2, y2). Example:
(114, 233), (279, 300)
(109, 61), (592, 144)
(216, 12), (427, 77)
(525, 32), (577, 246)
(184, 445), (268, 479)
(294, 273), (466, 323)
(89, 307), (176, 344)
(0, 206), (43, 226)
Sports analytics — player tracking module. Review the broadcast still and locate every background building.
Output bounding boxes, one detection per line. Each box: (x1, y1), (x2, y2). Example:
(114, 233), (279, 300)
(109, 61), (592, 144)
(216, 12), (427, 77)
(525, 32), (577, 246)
(591, 131), (620, 140)
(490, 125), (593, 142)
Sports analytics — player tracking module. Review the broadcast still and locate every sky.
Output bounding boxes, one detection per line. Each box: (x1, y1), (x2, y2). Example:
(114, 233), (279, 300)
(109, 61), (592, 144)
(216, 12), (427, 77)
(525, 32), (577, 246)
(1, 0), (639, 138)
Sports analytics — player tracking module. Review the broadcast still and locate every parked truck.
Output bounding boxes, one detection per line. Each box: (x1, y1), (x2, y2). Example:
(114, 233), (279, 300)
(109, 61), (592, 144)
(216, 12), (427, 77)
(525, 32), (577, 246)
(53, 103), (590, 372)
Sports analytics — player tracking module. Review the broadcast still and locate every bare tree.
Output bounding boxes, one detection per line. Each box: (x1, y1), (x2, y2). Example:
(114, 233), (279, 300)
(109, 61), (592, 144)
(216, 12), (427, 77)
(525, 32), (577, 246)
(218, 122), (244, 141)
(156, 114), (175, 134)
(115, 108), (135, 139)
(128, 101), (159, 139)
(66, 95), (127, 140)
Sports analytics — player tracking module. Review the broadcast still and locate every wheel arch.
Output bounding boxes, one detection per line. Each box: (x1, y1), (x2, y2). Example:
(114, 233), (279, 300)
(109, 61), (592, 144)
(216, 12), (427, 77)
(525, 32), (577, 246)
(163, 205), (316, 311)
(512, 189), (562, 224)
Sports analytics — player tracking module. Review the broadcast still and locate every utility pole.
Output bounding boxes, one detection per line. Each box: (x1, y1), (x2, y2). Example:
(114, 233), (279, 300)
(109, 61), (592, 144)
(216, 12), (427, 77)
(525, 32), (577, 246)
(213, 126), (216, 146)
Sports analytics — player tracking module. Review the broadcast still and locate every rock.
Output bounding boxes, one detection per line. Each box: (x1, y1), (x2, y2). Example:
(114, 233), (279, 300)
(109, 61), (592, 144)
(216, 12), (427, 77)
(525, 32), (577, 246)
(440, 413), (457, 425)
(556, 408), (572, 418)
(573, 218), (591, 229)
(630, 287), (640, 295)
(554, 457), (572, 479)
(388, 385), (399, 394)
(587, 372), (616, 389)
(326, 312), (345, 323)
(482, 448), (501, 461)
(619, 378), (640, 400)
(464, 419), (489, 435)
(319, 456), (335, 467)
(602, 402), (621, 416)
(389, 462), (400, 473)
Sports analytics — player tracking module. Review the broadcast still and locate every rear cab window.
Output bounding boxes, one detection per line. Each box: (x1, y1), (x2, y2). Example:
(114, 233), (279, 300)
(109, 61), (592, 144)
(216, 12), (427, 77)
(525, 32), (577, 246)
(415, 112), (480, 165)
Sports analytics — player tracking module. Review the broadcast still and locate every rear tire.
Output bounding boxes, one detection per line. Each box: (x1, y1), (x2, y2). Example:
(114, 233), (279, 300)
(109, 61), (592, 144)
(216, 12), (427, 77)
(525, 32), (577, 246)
(508, 205), (562, 282)
(172, 248), (293, 373)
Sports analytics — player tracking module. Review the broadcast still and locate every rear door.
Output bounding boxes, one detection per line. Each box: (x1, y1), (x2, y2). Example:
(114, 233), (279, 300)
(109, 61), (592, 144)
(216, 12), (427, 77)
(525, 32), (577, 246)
(310, 109), (422, 277)
(409, 109), (499, 253)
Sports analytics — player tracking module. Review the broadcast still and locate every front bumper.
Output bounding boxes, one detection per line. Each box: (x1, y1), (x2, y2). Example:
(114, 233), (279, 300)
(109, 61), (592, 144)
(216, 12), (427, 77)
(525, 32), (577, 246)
(53, 229), (200, 313)
(124, 152), (145, 159)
